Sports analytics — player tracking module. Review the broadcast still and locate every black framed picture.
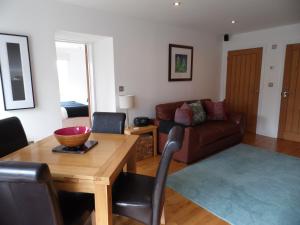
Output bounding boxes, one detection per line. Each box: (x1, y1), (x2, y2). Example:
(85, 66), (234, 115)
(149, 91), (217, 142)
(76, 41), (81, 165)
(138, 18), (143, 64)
(168, 44), (193, 81)
(0, 33), (35, 110)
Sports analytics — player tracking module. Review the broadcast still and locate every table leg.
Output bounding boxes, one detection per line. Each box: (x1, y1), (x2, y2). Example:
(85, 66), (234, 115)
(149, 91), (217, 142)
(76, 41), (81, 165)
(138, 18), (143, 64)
(94, 184), (112, 225)
(126, 145), (137, 173)
(153, 128), (158, 156)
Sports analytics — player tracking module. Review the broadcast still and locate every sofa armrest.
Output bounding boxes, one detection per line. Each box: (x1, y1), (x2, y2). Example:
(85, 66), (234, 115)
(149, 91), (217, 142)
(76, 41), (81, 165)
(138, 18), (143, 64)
(156, 119), (187, 134)
(157, 126), (192, 163)
(172, 126), (200, 163)
(228, 112), (245, 135)
(154, 119), (160, 127)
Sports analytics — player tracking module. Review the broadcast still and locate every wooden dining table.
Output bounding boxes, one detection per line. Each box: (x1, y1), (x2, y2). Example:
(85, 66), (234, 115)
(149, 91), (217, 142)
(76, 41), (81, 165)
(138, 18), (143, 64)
(1, 132), (139, 225)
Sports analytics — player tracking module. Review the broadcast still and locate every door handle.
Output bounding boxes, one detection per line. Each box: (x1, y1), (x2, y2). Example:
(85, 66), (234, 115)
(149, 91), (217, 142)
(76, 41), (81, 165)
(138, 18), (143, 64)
(281, 91), (289, 98)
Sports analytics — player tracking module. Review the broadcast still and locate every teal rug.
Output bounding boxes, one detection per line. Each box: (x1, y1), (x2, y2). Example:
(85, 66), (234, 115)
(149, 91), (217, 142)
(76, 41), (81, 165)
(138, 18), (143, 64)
(167, 144), (300, 225)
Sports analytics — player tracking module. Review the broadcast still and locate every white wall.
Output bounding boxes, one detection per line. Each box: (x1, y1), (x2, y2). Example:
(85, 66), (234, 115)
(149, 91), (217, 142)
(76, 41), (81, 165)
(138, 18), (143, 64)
(0, 0), (221, 140)
(220, 23), (300, 138)
(93, 38), (116, 112)
(56, 43), (88, 104)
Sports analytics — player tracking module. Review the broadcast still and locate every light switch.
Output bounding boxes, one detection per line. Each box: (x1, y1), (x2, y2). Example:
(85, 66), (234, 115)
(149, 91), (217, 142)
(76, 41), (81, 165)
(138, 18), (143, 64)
(119, 86), (124, 92)
(272, 44), (277, 50)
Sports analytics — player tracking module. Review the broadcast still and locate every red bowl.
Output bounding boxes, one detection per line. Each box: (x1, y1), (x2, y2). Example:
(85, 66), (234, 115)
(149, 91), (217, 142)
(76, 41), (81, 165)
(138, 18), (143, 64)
(54, 126), (91, 147)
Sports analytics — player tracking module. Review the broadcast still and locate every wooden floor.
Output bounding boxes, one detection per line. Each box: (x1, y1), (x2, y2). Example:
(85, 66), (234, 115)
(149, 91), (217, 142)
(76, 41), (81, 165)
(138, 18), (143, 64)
(114, 133), (300, 225)
(243, 132), (300, 158)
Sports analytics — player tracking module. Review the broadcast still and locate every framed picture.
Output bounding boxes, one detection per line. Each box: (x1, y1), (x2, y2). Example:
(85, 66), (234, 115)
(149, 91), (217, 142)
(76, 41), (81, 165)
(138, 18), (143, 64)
(0, 33), (35, 110)
(168, 44), (193, 81)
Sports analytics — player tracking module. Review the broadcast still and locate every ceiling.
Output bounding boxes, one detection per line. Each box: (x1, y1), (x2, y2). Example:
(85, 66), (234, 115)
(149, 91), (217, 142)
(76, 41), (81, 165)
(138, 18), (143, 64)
(58, 0), (300, 34)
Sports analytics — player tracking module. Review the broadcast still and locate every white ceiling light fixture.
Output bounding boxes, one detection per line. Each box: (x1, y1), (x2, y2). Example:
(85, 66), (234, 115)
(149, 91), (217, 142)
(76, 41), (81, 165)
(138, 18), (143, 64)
(173, 2), (181, 7)
(231, 20), (236, 24)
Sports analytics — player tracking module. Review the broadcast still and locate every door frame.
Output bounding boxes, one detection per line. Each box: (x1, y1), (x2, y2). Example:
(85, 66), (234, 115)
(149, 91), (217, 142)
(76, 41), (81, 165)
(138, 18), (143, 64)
(55, 40), (94, 127)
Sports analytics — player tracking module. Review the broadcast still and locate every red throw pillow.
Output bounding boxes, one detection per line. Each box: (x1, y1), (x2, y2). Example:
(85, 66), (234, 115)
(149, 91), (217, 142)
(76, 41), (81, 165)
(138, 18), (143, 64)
(203, 100), (228, 120)
(174, 103), (193, 126)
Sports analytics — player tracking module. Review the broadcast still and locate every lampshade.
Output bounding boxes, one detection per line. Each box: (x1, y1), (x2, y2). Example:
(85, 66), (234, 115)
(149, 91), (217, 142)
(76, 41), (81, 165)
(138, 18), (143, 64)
(119, 95), (135, 109)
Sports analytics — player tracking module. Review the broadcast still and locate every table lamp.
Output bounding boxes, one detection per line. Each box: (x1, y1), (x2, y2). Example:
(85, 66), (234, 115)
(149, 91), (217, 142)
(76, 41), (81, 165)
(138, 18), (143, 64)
(119, 95), (135, 128)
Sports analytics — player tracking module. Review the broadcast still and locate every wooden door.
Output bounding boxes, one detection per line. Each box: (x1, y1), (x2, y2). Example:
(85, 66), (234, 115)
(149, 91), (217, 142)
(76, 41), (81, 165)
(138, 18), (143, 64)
(278, 44), (300, 142)
(226, 48), (263, 133)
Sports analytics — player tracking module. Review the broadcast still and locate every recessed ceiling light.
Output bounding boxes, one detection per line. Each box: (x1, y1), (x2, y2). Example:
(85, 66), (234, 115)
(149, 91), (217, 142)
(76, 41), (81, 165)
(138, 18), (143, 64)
(231, 20), (236, 24)
(173, 2), (181, 7)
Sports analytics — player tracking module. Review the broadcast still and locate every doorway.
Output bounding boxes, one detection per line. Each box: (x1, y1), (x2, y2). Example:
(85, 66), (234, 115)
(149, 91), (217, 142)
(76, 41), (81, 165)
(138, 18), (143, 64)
(278, 43), (300, 142)
(226, 47), (263, 133)
(55, 41), (91, 128)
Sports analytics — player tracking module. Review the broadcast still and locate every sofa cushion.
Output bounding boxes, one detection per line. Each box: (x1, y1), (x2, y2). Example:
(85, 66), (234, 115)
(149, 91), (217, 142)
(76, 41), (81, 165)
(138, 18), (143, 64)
(156, 99), (210, 121)
(194, 121), (240, 146)
(189, 101), (206, 124)
(174, 103), (193, 126)
(203, 100), (227, 120)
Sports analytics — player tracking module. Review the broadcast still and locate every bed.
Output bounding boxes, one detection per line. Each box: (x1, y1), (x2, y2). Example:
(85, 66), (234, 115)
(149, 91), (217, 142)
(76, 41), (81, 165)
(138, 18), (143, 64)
(60, 101), (89, 118)
(60, 101), (90, 127)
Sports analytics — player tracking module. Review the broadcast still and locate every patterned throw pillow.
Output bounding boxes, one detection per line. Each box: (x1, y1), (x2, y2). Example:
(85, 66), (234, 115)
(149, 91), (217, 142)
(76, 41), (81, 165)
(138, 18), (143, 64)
(189, 101), (206, 124)
(174, 102), (193, 126)
(203, 100), (227, 120)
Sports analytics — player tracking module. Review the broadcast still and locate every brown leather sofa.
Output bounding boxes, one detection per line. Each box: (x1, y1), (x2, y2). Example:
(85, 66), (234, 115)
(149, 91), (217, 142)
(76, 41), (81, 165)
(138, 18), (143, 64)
(155, 99), (245, 164)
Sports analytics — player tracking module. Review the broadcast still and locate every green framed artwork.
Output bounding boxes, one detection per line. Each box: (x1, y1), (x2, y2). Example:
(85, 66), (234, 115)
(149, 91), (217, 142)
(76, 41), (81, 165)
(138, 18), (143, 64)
(168, 44), (193, 81)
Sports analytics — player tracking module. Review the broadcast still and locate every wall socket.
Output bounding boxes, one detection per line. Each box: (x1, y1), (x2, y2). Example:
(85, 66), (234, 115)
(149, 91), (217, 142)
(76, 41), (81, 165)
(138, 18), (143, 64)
(119, 86), (124, 92)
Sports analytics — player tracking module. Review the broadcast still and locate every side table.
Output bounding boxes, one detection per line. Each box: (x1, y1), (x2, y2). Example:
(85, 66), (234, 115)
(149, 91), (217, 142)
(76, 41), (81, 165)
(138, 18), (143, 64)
(125, 125), (158, 156)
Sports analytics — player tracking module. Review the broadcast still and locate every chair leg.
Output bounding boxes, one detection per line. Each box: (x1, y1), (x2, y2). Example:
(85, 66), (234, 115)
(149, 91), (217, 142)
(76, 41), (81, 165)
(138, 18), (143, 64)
(160, 206), (166, 224)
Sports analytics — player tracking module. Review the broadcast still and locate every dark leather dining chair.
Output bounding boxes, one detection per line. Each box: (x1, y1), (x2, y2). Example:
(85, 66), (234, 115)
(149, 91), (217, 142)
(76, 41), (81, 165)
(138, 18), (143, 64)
(0, 117), (28, 158)
(0, 161), (94, 225)
(112, 126), (184, 225)
(92, 112), (126, 134)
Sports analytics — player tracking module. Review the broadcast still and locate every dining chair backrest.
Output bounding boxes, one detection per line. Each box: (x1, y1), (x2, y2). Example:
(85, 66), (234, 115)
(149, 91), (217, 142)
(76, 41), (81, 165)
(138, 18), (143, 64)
(0, 117), (28, 158)
(152, 126), (184, 225)
(92, 112), (126, 134)
(0, 161), (64, 225)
